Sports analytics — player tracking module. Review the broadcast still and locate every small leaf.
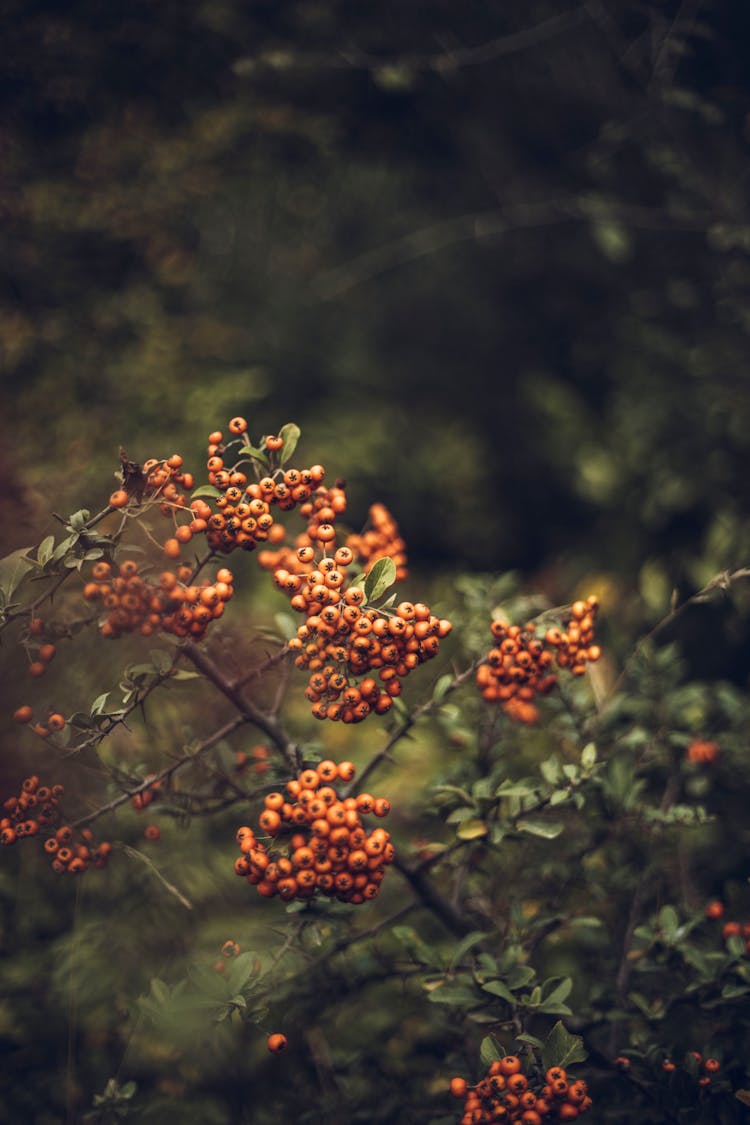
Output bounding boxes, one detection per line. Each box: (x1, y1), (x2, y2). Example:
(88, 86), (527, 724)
(150, 978), (170, 1005)
(37, 535), (55, 566)
(0, 548), (35, 602)
(516, 819), (564, 839)
(480, 1034), (504, 1067)
(364, 557), (397, 603)
(457, 819), (488, 840)
(433, 673), (454, 704)
(238, 444), (270, 467)
(278, 422), (301, 465)
(581, 742), (597, 769)
(190, 484), (222, 500)
(517, 1032), (544, 1049)
(449, 930), (491, 969)
(481, 980), (515, 1003)
(541, 1020), (587, 1071)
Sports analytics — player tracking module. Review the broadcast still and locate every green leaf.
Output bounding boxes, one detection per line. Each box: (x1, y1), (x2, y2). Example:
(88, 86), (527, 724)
(581, 742), (597, 769)
(120, 1081), (137, 1100)
(433, 673), (454, 704)
(481, 980), (515, 1003)
(517, 1032), (544, 1049)
(0, 547), (35, 603)
(480, 1034), (504, 1067)
(658, 905), (679, 939)
(37, 535), (55, 566)
(426, 980), (479, 1006)
(541, 1021), (587, 1071)
(227, 952), (259, 992)
(457, 819), (488, 840)
(516, 819), (564, 839)
(68, 509), (91, 531)
(495, 781), (537, 799)
(278, 422), (301, 465)
(449, 930), (491, 969)
(150, 978), (170, 1005)
(150, 649), (174, 675)
(238, 444), (270, 467)
(190, 484), (222, 500)
(364, 557), (397, 603)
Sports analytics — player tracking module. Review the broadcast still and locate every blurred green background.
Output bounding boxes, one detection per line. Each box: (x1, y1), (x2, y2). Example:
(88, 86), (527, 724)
(3, 1), (750, 1121)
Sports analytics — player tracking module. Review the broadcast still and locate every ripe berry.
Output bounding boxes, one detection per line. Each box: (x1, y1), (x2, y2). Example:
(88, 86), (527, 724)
(267, 1033), (287, 1053)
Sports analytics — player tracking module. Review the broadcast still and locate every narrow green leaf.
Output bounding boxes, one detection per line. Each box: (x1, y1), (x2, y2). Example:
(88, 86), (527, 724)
(449, 930), (491, 969)
(37, 535), (55, 566)
(364, 556), (397, 602)
(516, 819), (564, 839)
(433, 673), (454, 704)
(278, 422), (301, 465)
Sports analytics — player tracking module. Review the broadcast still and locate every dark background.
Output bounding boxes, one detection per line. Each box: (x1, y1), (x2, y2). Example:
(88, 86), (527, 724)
(3, 0), (750, 599)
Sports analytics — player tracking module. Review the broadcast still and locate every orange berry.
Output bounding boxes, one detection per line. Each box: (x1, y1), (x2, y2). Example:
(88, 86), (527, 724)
(229, 417), (248, 434)
(28, 662), (46, 678)
(109, 489), (129, 508)
(705, 900), (724, 920)
(267, 1032), (287, 1053)
(449, 1077), (467, 1098)
(38, 644), (56, 663)
(164, 538), (181, 559)
(13, 705), (33, 724)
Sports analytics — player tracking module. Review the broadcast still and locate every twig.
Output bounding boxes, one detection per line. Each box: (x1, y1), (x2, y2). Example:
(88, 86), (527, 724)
(180, 639), (301, 772)
(71, 714), (247, 828)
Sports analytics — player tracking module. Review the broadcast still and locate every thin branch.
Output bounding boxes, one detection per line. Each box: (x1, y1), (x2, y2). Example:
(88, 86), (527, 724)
(71, 714), (247, 828)
(237, 8), (590, 76)
(180, 639), (301, 772)
(313, 199), (711, 299)
(599, 566), (750, 711)
(353, 658), (482, 793)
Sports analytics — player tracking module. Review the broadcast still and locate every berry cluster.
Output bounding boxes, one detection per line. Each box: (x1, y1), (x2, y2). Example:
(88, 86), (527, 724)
(687, 738), (720, 764)
(283, 557), (451, 721)
(83, 560), (234, 639)
(1, 777), (111, 874)
(345, 503), (408, 581)
(450, 1059), (592, 1123)
(235, 744), (271, 777)
(200, 419), (335, 554)
(1, 775), (64, 843)
(233, 761), (394, 904)
(721, 919), (750, 955)
(476, 621), (557, 724)
(109, 452), (195, 513)
(660, 1052), (721, 1086)
(130, 775), (163, 812)
(544, 597), (600, 675)
(477, 597), (601, 724)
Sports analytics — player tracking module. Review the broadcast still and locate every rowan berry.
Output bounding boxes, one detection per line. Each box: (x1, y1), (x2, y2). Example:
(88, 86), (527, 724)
(13, 705), (33, 724)
(109, 489), (129, 508)
(228, 417), (248, 435)
(267, 1033), (287, 1053)
(705, 900), (724, 920)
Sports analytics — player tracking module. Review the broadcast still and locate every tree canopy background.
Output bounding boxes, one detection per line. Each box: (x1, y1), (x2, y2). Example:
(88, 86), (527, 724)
(3, 0), (750, 604)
